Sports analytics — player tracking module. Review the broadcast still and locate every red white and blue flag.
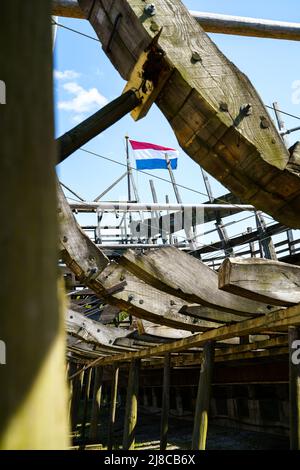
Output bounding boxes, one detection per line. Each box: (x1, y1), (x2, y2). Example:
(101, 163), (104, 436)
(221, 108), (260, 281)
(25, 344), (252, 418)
(129, 140), (178, 170)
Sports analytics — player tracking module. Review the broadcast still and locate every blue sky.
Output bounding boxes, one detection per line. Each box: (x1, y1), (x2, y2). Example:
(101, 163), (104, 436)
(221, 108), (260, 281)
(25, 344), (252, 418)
(53, 0), (300, 248)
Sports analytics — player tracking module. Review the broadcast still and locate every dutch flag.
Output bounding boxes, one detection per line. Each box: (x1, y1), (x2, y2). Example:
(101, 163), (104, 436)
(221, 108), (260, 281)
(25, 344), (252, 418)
(129, 140), (178, 170)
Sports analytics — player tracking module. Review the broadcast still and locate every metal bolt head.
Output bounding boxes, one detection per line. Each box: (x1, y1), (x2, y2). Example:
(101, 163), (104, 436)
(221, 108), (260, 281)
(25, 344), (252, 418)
(63, 236), (68, 243)
(144, 3), (156, 16)
(139, 299), (144, 304)
(260, 116), (270, 129)
(219, 102), (229, 112)
(191, 51), (202, 62)
(150, 20), (159, 32)
(128, 294), (134, 302)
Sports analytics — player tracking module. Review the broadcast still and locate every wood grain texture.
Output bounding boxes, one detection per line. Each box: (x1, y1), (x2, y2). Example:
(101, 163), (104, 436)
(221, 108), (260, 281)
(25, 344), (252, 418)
(192, 343), (214, 450)
(58, 184), (229, 332)
(120, 247), (277, 315)
(78, 0), (300, 228)
(219, 257), (300, 306)
(80, 303), (300, 365)
(0, 1), (68, 449)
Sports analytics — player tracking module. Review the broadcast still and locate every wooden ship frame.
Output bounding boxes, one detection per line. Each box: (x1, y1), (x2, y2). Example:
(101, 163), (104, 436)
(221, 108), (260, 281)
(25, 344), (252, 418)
(2, 0), (300, 451)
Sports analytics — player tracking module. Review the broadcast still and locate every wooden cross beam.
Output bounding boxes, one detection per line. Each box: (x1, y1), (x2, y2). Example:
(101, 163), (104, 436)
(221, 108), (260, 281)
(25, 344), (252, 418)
(52, 1), (300, 42)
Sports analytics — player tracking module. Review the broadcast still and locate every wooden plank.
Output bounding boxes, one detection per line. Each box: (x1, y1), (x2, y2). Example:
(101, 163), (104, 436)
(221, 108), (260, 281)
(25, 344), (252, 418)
(52, 2), (300, 42)
(160, 353), (171, 450)
(107, 365), (119, 450)
(191, 11), (300, 41)
(69, 363), (83, 431)
(0, 1), (69, 449)
(79, 368), (92, 449)
(89, 367), (103, 442)
(289, 327), (300, 450)
(57, 91), (140, 162)
(59, 185), (226, 332)
(219, 257), (300, 306)
(82, 303), (300, 366)
(122, 359), (140, 450)
(52, 0), (86, 18)
(120, 247), (277, 315)
(78, 0), (300, 228)
(192, 342), (214, 450)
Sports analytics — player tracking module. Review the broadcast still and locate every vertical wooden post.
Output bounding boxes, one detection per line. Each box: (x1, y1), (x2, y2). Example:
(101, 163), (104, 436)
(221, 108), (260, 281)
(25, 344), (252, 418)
(70, 366), (84, 432)
(122, 359), (140, 450)
(107, 365), (119, 450)
(89, 367), (103, 442)
(68, 361), (77, 424)
(192, 342), (215, 450)
(160, 353), (171, 451)
(289, 327), (300, 450)
(80, 368), (92, 448)
(0, 1), (69, 449)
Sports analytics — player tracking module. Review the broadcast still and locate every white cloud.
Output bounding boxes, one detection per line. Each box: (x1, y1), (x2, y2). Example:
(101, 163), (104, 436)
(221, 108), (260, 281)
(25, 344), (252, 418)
(58, 81), (108, 115)
(54, 69), (81, 80)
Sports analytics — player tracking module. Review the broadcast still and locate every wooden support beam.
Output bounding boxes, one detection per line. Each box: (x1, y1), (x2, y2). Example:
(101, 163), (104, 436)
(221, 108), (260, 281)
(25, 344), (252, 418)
(190, 11), (300, 42)
(82, 303), (300, 366)
(160, 353), (171, 450)
(69, 363), (83, 431)
(57, 90), (140, 162)
(89, 367), (103, 442)
(59, 186), (223, 333)
(120, 247), (277, 316)
(219, 257), (300, 306)
(79, 0), (300, 229)
(51, 1), (300, 42)
(0, 0), (69, 449)
(122, 359), (140, 450)
(80, 368), (92, 448)
(289, 327), (300, 450)
(192, 342), (215, 450)
(107, 365), (119, 450)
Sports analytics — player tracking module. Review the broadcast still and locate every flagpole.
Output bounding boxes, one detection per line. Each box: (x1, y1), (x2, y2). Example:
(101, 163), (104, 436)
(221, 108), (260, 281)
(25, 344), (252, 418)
(165, 153), (182, 204)
(125, 135), (132, 203)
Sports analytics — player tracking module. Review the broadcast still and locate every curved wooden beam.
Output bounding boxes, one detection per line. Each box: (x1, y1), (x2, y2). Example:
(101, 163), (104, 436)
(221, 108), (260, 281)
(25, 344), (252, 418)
(58, 183), (222, 331)
(219, 257), (300, 306)
(78, 0), (300, 228)
(120, 247), (277, 315)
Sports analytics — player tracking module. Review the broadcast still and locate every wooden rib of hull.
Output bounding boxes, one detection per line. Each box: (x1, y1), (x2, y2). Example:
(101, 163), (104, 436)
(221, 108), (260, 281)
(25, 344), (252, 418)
(78, 0), (300, 228)
(120, 247), (277, 315)
(219, 257), (300, 306)
(58, 182), (229, 331)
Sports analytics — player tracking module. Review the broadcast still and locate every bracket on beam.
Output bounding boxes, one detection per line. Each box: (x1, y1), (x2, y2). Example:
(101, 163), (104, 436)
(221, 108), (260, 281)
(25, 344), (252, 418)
(123, 30), (173, 121)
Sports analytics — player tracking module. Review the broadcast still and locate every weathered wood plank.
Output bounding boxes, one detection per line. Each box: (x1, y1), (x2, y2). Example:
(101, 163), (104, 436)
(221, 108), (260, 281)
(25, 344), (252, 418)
(122, 359), (140, 450)
(89, 367), (103, 442)
(192, 343), (214, 450)
(219, 257), (300, 306)
(107, 365), (119, 450)
(120, 247), (277, 315)
(78, 0), (300, 228)
(82, 303), (300, 366)
(289, 327), (300, 450)
(0, 1), (69, 449)
(160, 353), (171, 450)
(59, 184), (228, 332)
